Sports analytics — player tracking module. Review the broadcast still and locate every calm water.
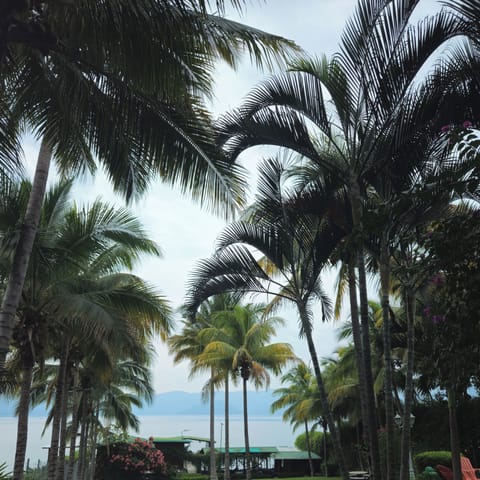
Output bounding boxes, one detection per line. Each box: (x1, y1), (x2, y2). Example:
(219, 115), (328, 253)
(0, 415), (296, 471)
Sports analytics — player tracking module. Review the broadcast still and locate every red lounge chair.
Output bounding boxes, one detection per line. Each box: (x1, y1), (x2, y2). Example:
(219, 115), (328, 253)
(461, 456), (480, 480)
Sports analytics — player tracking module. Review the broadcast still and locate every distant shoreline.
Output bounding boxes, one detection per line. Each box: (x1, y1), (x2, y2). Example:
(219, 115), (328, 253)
(0, 390), (283, 417)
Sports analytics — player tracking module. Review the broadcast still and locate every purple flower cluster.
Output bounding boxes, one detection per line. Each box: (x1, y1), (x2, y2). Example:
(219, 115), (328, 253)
(431, 314), (446, 324)
(440, 120), (474, 133)
(423, 305), (446, 325)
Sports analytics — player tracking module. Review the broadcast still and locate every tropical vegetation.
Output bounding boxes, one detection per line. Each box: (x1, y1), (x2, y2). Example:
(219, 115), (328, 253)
(2, 1), (480, 480)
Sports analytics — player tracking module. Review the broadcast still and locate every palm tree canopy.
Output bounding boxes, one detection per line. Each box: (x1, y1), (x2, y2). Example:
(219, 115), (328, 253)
(1, 0), (300, 214)
(196, 303), (296, 388)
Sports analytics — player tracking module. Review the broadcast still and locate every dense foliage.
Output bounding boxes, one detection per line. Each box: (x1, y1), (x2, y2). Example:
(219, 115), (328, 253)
(109, 438), (167, 476)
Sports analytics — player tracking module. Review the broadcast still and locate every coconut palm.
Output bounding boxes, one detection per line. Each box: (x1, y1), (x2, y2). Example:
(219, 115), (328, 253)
(197, 303), (295, 480)
(185, 156), (350, 479)
(0, 178), (171, 480)
(271, 362), (317, 476)
(0, 0), (300, 372)
(169, 294), (239, 480)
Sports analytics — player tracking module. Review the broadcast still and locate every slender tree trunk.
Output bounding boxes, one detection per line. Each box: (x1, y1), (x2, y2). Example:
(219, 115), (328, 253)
(209, 369), (218, 480)
(224, 372), (231, 480)
(323, 419), (328, 478)
(379, 233), (395, 480)
(77, 396), (89, 480)
(304, 420), (314, 476)
(48, 336), (70, 480)
(347, 262), (372, 458)
(67, 365), (81, 480)
(400, 289), (415, 480)
(297, 302), (349, 480)
(357, 251), (382, 480)
(448, 387), (462, 480)
(56, 338), (72, 480)
(13, 360), (34, 480)
(87, 405), (99, 480)
(0, 138), (52, 370)
(349, 181), (382, 480)
(242, 375), (251, 480)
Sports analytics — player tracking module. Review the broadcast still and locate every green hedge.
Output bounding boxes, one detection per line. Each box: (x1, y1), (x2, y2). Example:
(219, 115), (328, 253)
(414, 451), (451, 471)
(177, 474), (208, 480)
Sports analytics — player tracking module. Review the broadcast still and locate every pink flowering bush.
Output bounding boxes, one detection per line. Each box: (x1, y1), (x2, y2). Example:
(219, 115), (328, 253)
(109, 437), (167, 475)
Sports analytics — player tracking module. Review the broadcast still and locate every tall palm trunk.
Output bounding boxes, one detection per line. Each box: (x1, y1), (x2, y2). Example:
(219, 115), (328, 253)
(347, 262), (372, 459)
(56, 340), (72, 480)
(224, 372), (231, 480)
(48, 334), (70, 480)
(357, 251), (382, 480)
(0, 138), (52, 370)
(447, 386), (462, 480)
(13, 358), (34, 480)
(67, 365), (81, 480)
(322, 418), (328, 477)
(209, 368), (218, 480)
(350, 180), (382, 480)
(379, 234), (395, 480)
(77, 395), (89, 480)
(304, 420), (314, 477)
(87, 404), (99, 480)
(297, 302), (348, 480)
(399, 289), (415, 480)
(242, 375), (252, 480)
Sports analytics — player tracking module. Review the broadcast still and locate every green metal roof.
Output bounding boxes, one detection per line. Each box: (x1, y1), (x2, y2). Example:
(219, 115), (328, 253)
(152, 437), (190, 443)
(273, 451), (321, 460)
(152, 436), (210, 444)
(209, 447), (279, 454)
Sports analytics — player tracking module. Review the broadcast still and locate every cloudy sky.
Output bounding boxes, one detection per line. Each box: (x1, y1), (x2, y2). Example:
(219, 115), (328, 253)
(23, 0), (440, 393)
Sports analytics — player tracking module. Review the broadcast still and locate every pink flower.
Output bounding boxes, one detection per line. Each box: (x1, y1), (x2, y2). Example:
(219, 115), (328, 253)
(440, 125), (451, 133)
(463, 120), (473, 128)
(432, 315), (446, 324)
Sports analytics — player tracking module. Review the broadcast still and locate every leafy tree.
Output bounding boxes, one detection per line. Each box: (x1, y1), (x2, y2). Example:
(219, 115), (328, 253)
(185, 156), (350, 479)
(197, 303), (295, 480)
(0, 0), (299, 372)
(214, 1), (480, 478)
(271, 362), (317, 476)
(169, 294), (239, 480)
(0, 178), (171, 480)
(414, 206), (480, 480)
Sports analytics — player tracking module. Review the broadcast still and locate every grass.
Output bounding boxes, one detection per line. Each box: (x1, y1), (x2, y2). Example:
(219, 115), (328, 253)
(179, 475), (341, 480)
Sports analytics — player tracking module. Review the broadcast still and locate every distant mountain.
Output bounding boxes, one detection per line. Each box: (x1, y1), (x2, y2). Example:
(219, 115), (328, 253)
(0, 390), (282, 417)
(132, 390), (282, 416)
(0, 399), (48, 417)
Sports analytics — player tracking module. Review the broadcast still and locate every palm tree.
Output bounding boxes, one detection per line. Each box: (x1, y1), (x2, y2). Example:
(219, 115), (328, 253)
(197, 303), (295, 480)
(185, 156), (350, 480)
(0, 0), (300, 372)
(169, 294), (239, 480)
(214, 2), (477, 477)
(271, 362), (317, 476)
(0, 178), (172, 480)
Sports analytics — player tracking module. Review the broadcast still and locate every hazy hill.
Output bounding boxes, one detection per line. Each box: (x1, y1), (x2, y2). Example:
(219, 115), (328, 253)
(0, 390), (281, 417)
(134, 390), (280, 415)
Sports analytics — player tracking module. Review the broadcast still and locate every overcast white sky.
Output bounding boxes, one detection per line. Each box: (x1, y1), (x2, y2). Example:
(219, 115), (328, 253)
(23, 0), (440, 393)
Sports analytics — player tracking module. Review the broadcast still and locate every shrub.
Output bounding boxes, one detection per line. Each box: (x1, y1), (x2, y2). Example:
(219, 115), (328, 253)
(109, 437), (167, 477)
(414, 451), (451, 471)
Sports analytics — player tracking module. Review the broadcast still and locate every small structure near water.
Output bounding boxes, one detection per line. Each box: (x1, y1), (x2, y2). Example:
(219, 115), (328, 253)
(203, 446), (322, 477)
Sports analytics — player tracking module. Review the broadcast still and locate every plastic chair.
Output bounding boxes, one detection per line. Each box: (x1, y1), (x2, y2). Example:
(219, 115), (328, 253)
(461, 456), (480, 480)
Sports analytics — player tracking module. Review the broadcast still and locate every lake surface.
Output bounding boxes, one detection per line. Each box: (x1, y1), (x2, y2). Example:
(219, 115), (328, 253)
(0, 415), (297, 471)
